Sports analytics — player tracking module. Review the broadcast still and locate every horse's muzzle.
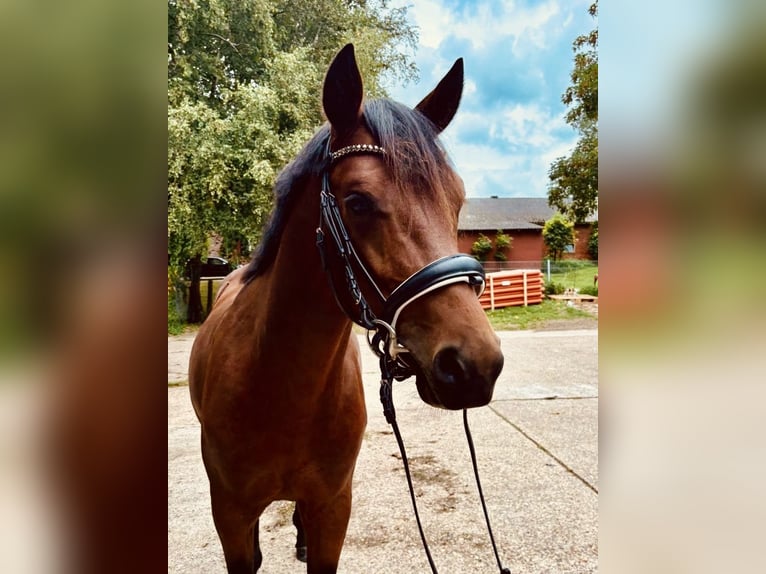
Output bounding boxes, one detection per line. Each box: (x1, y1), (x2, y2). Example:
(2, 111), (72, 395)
(414, 345), (504, 410)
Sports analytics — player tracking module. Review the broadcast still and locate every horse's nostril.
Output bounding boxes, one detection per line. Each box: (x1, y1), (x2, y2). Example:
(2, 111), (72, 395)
(433, 347), (468, 385)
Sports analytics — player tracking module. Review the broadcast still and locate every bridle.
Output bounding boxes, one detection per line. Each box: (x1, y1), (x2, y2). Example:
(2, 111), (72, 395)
(315, 135), (511, 574)
(315, 136), (486, 376)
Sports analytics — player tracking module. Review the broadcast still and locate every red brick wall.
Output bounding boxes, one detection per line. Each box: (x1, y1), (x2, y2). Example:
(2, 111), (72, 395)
(458, 223), (595, 265)
(458, 229), (544, 266)
(567, 224), (593, 260)
(510, 230), (546, 263)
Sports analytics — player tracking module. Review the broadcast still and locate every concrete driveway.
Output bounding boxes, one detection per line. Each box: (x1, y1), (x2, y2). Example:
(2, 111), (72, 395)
(168, 328), (597, 573)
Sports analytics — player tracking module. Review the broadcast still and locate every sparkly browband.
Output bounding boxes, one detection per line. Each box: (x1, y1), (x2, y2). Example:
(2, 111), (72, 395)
(330, 143), (387, 162)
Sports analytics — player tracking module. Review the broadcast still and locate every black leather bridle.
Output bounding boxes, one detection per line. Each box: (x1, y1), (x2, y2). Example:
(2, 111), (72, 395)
(315, 136), (486, 377)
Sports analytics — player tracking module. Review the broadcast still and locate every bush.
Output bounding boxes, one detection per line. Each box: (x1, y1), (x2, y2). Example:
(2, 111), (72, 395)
(542, 213), (575, 261)
(471, 233), (493, 261)
(493, 230), (512, 261)
(579, 285), (599, 296)
(168, 293), (185, 335)
(168, 269), (186, 335)
(544, 281), (566, 296)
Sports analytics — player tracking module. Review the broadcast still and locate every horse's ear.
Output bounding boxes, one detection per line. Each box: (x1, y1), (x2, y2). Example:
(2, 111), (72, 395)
(323, 44), (364, 135)
(415, 58), (464, 133)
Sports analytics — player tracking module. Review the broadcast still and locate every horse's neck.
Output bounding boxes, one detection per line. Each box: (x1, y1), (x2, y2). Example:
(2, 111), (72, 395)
(242, 180), (353, 370)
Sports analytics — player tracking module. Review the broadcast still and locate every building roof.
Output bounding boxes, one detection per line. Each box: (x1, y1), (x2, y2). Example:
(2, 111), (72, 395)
(458, 197), (596, 231)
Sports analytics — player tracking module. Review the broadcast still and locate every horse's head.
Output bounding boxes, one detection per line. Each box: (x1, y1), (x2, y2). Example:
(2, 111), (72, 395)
(320, 45), (504, 410)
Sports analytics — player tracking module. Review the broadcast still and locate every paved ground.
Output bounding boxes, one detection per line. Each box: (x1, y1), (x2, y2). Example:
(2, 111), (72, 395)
(169, 326), (597, 573)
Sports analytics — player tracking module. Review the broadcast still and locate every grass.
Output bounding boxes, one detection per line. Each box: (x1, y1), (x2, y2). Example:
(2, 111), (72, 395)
(199, 279), (225, 315)
(485, 299), (595, 330)
(545, 261), (598, 292)
(168, 279), (225, 334)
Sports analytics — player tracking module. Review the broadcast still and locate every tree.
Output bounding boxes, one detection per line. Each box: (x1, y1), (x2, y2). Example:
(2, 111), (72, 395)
(543, 214), (575, 261)
(168, 0), (416, 109)
(547, 1), (597, 224)
(167, 0), (418, 322)
(168, 50), (324, 268)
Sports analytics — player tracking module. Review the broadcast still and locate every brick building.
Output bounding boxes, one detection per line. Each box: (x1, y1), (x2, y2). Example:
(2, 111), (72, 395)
(457, 197), (596, 268)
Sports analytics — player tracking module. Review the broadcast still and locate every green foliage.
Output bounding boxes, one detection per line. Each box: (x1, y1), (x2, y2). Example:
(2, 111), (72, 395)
(167, 0), (418, 275)
(168, 0), (417, 108)
(579, 285), (599, 296)
(544, 281), (566, 296)
(587, 221), (598, 260)
(547, 128), (597, 223)
(167, 51), (321, 269)
(562, 1), (598, 131)
(471, 233), (493, 261)
(168, 296), (185, 336)
(547, 1), (598, 224)
(543, 214), (575, 261)
(493, 230), (512, 261)
(168, 269), (186, 335)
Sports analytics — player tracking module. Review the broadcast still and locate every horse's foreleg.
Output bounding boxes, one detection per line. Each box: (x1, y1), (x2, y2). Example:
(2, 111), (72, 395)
(292, 503), (307, 562)
(209, 484), (262, 574)
(298, 487), (353, 574)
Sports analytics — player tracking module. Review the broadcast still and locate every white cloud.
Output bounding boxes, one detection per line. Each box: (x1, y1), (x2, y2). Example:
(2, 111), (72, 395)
(443, 101), (577, 197)
(386, 0), (592, 197)
(464, 78), (478, 97)
(453, 141), (548, 197)
(496, 103), (569, 148)
(409, 0), (454, 49)
(456, 1), (560, 53)
(450, 142), (522, 195)
(407, 0), (561, 53)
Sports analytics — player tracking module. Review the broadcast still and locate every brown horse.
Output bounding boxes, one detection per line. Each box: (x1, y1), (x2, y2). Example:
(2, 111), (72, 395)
(189, 44), (504, 573)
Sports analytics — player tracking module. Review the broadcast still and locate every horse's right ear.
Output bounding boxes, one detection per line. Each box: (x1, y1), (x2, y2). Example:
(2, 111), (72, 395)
(323, 44), (364, 135)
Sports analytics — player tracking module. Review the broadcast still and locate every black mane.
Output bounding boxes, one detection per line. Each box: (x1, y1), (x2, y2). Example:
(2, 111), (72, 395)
(242, 125), (329, 284)
(242, 99), (455, 283)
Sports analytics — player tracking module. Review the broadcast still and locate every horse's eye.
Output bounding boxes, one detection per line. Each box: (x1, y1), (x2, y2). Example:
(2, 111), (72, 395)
(344, 193), (376, 216)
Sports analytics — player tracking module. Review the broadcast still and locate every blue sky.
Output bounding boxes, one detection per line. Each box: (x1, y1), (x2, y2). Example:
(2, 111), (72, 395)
(384, 0), (595, 199)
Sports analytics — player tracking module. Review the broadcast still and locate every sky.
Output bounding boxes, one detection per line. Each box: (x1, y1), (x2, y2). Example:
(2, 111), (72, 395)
(384, 0), (596, 199)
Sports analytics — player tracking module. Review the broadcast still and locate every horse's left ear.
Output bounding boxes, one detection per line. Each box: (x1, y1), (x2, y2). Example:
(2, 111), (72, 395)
(323, 43), (364, 136)
(415, 58), (464, 133)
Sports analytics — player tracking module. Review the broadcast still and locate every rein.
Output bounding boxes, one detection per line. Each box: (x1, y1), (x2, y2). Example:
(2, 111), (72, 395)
(315, 137), (511, 573)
